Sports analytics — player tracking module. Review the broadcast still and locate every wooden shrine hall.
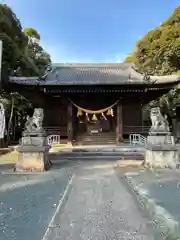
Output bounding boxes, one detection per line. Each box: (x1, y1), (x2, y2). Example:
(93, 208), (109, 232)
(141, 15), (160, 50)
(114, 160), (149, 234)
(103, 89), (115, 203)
(7, 62), (180, 145)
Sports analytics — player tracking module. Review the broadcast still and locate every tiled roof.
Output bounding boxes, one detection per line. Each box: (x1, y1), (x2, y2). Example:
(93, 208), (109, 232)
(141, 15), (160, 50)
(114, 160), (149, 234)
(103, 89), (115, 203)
(44, 63), (144, 85)
(150, 75), (180, 83)
(8, 63), (180, 86)
(9, 77), (40, 85)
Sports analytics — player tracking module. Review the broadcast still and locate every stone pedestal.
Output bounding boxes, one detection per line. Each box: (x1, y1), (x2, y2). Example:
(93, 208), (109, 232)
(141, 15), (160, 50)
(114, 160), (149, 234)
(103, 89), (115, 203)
(15, 134), (51, 172)
(145, 134), (179, 168)
(147, 133), (175, 145)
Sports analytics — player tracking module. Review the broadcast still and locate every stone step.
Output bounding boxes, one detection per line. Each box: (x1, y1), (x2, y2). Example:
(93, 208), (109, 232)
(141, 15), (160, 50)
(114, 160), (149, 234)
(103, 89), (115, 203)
(68, 154), (144, 159)
(71, 145), (144, 151)
(77, 132), (116, 145)
(50, 148), (145, 156)
(79, 142), (116, 146)
(50, 156), (144, 161)
(78, 139), (116, 143)
(49, 151), (144, 161)
(80, 139), (116, 143)
(82, 137), (115, 140)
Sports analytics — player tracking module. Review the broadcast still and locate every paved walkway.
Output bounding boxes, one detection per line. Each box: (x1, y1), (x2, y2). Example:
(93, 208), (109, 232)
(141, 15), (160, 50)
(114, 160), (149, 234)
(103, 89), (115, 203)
(124, 168), (180, 230)
(0, 166), (75, 240)
(45, 162), (154, 240)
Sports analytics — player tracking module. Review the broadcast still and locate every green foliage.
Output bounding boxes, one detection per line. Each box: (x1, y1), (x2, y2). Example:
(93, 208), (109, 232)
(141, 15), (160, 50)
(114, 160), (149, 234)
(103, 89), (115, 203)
(0, 91), (33, 142)
(0, 4), (27, 79)
(0, 91), (32, 117)
(162, 5), (180, 26)
(125, 6), (180, 76)
(124, 5), (180, 114)
(0, 4), (51, 142)
(25, 41), (51, 76)
(124, 54), (136, 63)
(0, 4), (51, 79)
(24, 28), (40, 40)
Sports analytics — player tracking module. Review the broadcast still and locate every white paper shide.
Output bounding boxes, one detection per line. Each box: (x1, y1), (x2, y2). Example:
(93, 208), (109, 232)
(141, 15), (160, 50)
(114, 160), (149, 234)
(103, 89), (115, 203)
(0, 103), (5, 139)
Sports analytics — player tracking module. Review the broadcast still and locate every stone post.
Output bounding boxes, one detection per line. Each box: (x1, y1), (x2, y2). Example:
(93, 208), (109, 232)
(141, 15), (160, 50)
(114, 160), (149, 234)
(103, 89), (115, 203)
(172, 107), (178, 142)
(144, 107), (178, 168)
(15, 108), (51, 172)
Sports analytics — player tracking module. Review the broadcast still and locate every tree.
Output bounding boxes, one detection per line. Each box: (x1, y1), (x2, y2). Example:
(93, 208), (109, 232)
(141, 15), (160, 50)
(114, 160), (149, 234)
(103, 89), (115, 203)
(0, 4), (28, 80)
(0, 91), (33, 143)
(124, 52), (136, 63)
(0, 4), (51, 143)
(135, 26), (180, 75)
(24, 28), (40, 41)
(23, 28), (51, 76)
(124, 6), (180, 75)
(0, 4), (51, 79)
(123, 6), (180, 116)
(133, 6), (180, 76)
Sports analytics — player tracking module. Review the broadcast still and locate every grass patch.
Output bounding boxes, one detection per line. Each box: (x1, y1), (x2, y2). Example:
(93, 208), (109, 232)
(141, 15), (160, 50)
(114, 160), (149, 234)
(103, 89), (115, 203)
(117, 160), (143, 168)
(49, 143), (73, 153)
(0, 143), (72, 164)
(51, 144), (69, 147)
(0, 150), (19, 164)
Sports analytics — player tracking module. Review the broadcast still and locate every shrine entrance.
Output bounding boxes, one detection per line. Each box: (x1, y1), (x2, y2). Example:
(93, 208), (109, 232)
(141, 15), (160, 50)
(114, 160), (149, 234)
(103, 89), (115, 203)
(70, 97), (120, 144)
(86, 114), (115, 134)
(6, 62), (180, 145)
(77, 108), (116, 134)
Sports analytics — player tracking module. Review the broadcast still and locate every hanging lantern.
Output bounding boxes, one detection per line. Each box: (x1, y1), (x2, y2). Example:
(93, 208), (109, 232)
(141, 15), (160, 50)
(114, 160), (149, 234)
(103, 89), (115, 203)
(106, 108), (111, 116)
(92, 114), (97, 121)
(77, 109), (83, 117)
(111, 109), (114, 117)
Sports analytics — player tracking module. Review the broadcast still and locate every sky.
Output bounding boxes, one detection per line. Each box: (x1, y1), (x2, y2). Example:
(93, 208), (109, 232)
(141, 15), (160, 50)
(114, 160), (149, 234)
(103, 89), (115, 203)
(3, 0), (180, 63)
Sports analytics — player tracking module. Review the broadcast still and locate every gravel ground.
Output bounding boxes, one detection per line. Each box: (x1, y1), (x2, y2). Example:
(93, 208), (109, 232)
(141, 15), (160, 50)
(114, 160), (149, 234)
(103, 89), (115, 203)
(0, 164), (75, 240)
(45, 161), (155, 240)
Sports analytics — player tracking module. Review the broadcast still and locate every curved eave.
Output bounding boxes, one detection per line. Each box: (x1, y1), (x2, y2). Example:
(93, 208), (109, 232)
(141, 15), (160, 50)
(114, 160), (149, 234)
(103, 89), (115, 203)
(150, 75), (180, 84)
(8, 73), (180, 87)
(8, 79), (180, 89)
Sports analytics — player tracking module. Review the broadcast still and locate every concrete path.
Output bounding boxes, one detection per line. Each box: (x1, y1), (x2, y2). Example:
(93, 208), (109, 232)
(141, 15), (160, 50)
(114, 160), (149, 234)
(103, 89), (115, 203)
(0, 166), (75, 240)
(45, 161), (154, 240)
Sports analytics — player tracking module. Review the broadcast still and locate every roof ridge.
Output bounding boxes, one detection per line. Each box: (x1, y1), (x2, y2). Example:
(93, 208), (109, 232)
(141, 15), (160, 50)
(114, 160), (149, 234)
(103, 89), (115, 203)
(52, 62), (134, 68)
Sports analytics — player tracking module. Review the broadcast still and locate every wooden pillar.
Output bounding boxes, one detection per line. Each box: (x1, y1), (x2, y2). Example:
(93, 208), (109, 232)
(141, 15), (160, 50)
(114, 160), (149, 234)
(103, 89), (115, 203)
(116, 101), (123, 143)
(67, 101), (73, 144)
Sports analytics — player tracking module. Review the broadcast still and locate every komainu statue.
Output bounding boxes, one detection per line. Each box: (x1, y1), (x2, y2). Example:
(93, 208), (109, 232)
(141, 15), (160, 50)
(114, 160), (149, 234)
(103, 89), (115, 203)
(24, 108), (44, 135)
(150, 107), (170, 133)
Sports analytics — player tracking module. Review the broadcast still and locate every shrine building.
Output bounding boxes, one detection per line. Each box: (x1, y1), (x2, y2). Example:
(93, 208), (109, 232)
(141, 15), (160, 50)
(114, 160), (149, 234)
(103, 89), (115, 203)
(7, 62), (180, 145)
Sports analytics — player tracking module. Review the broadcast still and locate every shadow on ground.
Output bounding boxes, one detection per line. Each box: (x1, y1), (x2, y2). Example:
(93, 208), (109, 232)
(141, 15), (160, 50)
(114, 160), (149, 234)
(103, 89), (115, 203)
(0, 149), (144, 173)
(0, 163), (15, 171)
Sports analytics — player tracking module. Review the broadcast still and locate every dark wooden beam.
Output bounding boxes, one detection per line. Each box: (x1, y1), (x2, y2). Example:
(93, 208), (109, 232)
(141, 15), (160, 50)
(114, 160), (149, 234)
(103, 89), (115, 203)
(67, 100), (73, 144)
(116, 101), (123, 143)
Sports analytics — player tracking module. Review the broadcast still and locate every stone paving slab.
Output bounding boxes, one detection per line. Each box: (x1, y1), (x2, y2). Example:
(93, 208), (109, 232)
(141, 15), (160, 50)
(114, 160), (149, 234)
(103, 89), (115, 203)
(123, 168), (180, 238)
(125, 169), (180, 221)
(45, 162), (155, 240)
(0, 167), (74, 240)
